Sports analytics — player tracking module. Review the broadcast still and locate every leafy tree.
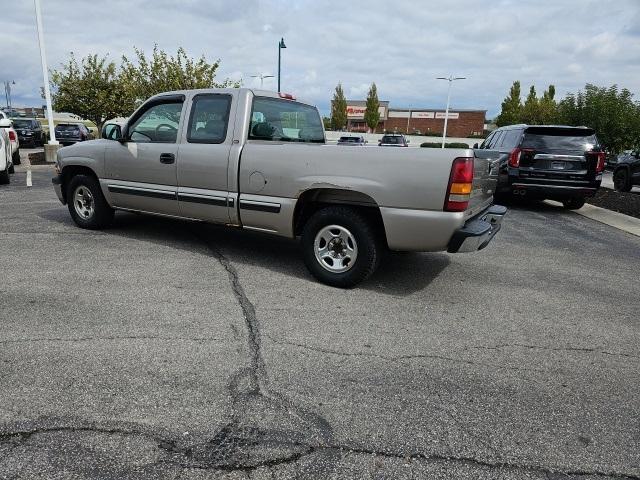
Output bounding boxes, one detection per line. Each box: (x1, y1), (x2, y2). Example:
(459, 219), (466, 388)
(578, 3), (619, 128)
(322, 116), (332, 130)
(330, 83), (347, 130)
(557, 84), (640, 153)
(49, 46), (236, 128)
(495, 81), (522, 127)
(364, 83), (380, 133)
(49, 53), (123, 128)
(521, 86), (540, 124)
(538, 85), (558, 125)
(119, 45), (235, 114)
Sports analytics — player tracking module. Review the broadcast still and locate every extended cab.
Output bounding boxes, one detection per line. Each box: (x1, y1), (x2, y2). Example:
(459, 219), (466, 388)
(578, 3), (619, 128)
(53, 88), (506, 287)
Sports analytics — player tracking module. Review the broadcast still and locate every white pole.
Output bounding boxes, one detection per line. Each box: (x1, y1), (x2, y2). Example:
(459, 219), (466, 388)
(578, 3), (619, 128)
(34, 0), (57, 145)
(441, 79), (452, 148)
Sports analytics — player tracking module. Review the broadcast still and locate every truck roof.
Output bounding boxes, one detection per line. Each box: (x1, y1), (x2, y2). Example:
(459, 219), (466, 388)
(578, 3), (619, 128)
(147, 88), (315, 108)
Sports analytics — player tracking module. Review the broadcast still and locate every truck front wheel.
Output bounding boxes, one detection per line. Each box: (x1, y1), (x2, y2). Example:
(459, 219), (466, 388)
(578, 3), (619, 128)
(301, 206), (382, 288)
(66, 174), (114, 229)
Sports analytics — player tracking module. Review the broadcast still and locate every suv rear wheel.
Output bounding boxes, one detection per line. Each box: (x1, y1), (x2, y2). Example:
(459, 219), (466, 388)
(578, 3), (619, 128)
(301, 206), (382, 288)
(66, 174), (114, 229)
(0, 161), (10, 184)
(613, 169), (632, 192)
(562, 198), (585, 210)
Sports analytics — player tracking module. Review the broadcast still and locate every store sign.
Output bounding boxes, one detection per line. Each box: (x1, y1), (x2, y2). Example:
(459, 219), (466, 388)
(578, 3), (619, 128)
(346, 105), (387, 119)
(388, 111), (410, 118)
(435, 112), (459, 119)
(412, 111), (435, 119)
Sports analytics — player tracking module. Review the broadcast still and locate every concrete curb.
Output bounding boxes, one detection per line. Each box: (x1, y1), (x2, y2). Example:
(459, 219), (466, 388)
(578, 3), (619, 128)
(546, 200), (640, 237)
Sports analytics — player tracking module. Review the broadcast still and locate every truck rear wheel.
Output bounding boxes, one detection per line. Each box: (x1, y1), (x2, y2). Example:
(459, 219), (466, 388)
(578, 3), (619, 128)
(66, 174), (114, 229)
(301, 206), (381, 288)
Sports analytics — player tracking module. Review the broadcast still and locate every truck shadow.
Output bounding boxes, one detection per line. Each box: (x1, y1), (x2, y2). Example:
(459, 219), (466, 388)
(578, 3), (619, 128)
(40, 208), (449, 296)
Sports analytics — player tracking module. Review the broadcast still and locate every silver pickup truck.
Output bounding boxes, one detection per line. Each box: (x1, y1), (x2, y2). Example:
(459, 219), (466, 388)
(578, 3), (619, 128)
(53, 88), (506, 287)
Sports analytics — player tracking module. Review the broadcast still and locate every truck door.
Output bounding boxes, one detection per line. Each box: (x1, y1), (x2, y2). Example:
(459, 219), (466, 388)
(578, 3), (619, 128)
(103, 95), (184, 216)
(176, 93), (235, 223)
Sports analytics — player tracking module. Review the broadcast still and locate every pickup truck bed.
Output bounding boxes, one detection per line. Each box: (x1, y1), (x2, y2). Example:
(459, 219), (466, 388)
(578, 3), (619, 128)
(53, 88), (505, 287)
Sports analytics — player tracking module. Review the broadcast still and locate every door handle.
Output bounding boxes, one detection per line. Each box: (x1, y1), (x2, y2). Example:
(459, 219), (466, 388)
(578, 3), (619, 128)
(159, 153), (175, 164)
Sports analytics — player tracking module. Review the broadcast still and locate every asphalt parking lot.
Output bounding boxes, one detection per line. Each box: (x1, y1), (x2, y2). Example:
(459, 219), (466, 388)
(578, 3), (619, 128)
(1, 168), (639, 479)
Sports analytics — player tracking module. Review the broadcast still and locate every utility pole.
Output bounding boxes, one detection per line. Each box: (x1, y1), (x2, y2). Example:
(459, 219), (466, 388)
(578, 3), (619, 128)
(277, 38), (286, 93)
(436, 75), (466, 148)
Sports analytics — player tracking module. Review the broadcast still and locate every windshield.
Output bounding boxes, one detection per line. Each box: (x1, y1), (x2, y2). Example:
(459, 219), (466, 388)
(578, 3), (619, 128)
(339, 137), (361, 143)
(522, 128), (600, 153)
(56, 124), (81, 132)
(381, 136), (403, 144)
(13, 120), (35, 129)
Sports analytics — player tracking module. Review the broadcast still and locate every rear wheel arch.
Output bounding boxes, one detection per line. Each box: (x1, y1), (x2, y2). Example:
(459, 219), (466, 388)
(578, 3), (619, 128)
(293, 188), (387, 245)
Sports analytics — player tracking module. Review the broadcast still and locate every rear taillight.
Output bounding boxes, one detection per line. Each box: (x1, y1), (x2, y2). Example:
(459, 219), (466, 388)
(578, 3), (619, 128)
(8, 130), (16, 141)
(508, 147), (535, 168)
(595, 152), (605, 173)
(444, 157), (474, 212)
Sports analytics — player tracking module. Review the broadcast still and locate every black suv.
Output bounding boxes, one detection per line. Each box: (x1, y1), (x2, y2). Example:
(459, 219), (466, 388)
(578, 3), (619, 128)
(11, 118), (44, 147)
(477, 125), (604, 209)
(613, 151), (640, 192)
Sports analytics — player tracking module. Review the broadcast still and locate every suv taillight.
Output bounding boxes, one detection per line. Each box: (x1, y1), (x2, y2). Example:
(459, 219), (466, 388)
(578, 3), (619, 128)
(444, 157), (474, 212)
(8, 130), (16, 141)
(508, 147), (535, 168)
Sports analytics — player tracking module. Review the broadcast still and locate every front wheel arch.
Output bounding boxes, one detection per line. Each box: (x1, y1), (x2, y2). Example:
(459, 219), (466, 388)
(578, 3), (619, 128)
(60, 165), (101, 204)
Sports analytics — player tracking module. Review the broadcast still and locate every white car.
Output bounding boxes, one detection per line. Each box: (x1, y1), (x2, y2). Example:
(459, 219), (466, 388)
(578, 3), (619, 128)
(0, 111), (20, 165)
(0, 118), (15, 184)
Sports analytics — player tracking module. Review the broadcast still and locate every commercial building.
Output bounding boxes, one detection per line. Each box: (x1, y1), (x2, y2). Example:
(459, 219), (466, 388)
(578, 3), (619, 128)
(343, 100), (486, 137)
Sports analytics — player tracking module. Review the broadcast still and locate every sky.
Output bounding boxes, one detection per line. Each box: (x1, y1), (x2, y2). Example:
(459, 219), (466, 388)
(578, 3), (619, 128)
(2, 0), (640, 119)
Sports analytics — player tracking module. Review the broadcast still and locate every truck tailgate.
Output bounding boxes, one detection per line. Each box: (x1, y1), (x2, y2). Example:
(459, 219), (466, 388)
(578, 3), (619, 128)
(467, 151), (499, 217)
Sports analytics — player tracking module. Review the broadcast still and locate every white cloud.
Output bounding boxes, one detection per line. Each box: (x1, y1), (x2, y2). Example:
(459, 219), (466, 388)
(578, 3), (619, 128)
(2, 0), (639, 118)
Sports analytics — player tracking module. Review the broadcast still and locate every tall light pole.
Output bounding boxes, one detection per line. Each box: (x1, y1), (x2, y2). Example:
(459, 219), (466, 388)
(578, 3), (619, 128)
(251, 73), (274, 88)
(277, 38), (286, 93)
(34, 0), (57, 146)
(3, 81), (15, 110)
(436, 75), (465, 148)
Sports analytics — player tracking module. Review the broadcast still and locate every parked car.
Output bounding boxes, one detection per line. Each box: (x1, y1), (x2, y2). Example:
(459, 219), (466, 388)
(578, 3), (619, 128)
(55, 123), (94, 146)
(337, 135), (367, 146)
(52, 88), (505, 287)
(11, 117), (44, 147)
(379, 134), (409, 147)
(606, 150), (630, 170)
(0, 111), (20, 165)
(476, 125), (605, 209)
(613, 150), (640, 192)
(0, 118), (15, 184)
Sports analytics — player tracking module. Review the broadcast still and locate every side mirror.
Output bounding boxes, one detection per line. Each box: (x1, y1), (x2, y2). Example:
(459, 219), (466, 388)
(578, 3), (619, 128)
(0, 119), (12, 128)
(473, 143), (479, 149)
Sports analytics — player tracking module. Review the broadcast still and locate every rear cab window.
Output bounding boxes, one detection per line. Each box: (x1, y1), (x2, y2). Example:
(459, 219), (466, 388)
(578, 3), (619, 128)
(249, 97), (324, 143)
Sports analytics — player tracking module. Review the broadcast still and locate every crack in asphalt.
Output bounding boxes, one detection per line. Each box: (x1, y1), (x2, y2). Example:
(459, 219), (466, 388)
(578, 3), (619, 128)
(0, 335), (225, 345)
(472, 343), (640, 360)
(264, 333), (547, 374)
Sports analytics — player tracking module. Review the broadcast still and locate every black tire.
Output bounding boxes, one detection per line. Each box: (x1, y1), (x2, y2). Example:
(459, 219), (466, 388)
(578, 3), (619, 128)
(562, 198), (585, 210)
(12, 149), (20, 165)
(66, 174), (114, 229)
(613, 169), (632, 192)
(0, 161), (10, 184)
(8, 162), (14, 174)
(301, 206), (382, 288)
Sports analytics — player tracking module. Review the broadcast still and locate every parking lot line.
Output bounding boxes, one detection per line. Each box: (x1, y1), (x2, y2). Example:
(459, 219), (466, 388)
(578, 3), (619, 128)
(26, 170), (32, 187)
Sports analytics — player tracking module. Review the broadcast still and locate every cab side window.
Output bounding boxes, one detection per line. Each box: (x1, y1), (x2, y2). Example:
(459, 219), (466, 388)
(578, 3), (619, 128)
(187, 94), (232, 144)
(128, 100), (183, 143)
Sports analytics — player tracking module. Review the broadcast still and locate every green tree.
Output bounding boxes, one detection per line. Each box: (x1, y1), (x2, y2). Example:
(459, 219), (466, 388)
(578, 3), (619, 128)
(557, 84), (640, 153)
(538, 85), (558, 124)
(119, 45), (236, 114)
(495, 81), (522, 127)
(49, 53), (123, 128)
(364, 82), (380, 133)
(521, 86), (540, 124)
(330, 83), (347, 130)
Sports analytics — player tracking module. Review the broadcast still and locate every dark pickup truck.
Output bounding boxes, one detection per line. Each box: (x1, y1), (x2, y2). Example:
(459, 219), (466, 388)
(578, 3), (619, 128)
(476, 125), (605, 209)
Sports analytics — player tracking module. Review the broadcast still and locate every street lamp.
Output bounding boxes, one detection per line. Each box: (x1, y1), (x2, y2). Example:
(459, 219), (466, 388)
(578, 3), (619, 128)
(277, 38), (286, 93)
(436, 75), (466, 148)
(3, 81), (15, 110)
(251, 73), (274, 89)
(34, 0), (58, 150)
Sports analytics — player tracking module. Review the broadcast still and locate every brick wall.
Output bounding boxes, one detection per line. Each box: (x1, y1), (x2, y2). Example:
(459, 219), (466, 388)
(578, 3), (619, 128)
(379, 111), (485, 137)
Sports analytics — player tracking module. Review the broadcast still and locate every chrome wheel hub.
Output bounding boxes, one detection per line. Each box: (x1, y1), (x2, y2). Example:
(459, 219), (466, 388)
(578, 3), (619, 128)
(73, 186), (95, 220)
(314, 225), (358, 273)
